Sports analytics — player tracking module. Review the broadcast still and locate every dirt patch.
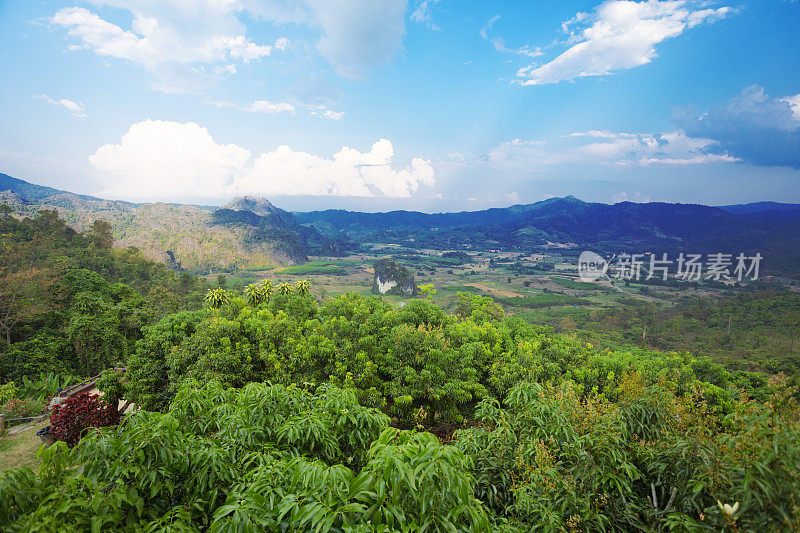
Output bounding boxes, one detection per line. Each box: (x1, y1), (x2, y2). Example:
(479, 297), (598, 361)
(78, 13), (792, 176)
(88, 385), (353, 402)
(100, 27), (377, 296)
(463, 283), (522, 298)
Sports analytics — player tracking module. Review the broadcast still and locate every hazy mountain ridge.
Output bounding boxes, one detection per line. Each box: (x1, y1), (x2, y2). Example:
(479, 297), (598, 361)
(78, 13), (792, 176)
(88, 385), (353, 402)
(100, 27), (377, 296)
(298, 197), (800, 276)
(4, 173), (800, 276)
(0, 174), (312, 271)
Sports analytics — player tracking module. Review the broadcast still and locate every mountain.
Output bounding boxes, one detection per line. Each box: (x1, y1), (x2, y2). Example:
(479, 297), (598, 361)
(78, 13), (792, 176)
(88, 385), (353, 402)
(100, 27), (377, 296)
(0, 174), (314, 271)
(719, 201), (800, 215)
(298, 197), (800, 276)
(5, 173), (800, 276)
(0, 173), (106, 203)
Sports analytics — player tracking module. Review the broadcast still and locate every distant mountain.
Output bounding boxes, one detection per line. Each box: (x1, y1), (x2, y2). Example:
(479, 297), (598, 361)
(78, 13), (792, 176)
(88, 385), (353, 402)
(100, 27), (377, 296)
(298, 197), (800, 276)
(4, 173), (800, 276)
(719, 201), (800, 215)
(0, 174), (315, 271)
(0, 173), (106, 203)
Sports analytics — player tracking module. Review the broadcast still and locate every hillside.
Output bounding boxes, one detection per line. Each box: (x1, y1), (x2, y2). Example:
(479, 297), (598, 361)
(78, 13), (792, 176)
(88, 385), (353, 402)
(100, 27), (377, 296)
(0, 174), (314, 272)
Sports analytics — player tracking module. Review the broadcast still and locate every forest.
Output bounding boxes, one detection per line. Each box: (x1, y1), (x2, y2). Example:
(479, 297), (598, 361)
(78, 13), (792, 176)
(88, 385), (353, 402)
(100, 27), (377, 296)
(1, 210), (799, 531)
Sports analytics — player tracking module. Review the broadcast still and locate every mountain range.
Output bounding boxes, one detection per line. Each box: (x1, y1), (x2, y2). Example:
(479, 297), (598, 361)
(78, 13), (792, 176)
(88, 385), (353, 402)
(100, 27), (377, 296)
(3, 173), (800, 276)
(298, 197), (800, 275)
(0, 173), (325, 271)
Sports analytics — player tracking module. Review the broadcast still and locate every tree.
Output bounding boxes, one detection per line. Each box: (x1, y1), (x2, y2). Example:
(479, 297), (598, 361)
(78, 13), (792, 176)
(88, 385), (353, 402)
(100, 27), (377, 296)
(204, 288), (230, 309)
(88, 220), (114, 249)
(260, 279), (273, 300)
(277, 283), (294, 296)
(244, 283), (263, 306)
(295, 280), (311, 296)
(66, 293), (126, 375)
(417, 284), (437, 300)
(0, 268), (56, 346)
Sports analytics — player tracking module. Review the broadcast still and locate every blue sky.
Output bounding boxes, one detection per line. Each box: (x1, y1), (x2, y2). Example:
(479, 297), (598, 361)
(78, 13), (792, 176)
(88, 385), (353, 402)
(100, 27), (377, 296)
(1, 0), (799, 212)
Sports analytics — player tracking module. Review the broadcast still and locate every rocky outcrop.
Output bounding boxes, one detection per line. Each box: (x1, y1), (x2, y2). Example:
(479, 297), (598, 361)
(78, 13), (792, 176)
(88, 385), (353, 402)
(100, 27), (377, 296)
(372, 258), (416, 297)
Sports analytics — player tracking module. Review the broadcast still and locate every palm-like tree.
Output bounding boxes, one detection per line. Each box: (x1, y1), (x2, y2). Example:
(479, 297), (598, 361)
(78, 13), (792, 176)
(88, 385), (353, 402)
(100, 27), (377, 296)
(295, 279), (311, 296)
(204, 288), (230, 309)
(259, 279), (274, 300)
(277, 282), (294, 296)
(244, 283), (263, 306)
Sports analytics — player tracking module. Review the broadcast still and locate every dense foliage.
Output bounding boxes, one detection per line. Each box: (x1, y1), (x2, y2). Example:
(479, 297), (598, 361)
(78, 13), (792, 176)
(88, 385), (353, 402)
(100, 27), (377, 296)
(2, 377), (798, 530)
(0, 383), (490, 531)
(123, 290), (767, 425)
(0, 209), (208, 381)
(1, 222), (799, 529)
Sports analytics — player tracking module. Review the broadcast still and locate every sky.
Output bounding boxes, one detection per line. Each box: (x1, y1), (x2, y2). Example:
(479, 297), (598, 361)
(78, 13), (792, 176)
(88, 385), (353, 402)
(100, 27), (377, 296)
(0, 0), (799, 212)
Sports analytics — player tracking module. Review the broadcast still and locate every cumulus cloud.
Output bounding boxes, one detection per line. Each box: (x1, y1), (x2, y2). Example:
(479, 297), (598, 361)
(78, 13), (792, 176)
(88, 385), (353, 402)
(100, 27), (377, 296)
(34, 94), (87, 118)
(237, 139), (434, 197)
(51, 2), (284, 93)
(90, 120), (251, 200)
(783, 94), (800, 121)
(518, 0), (732, 86)
(673, 85), (800, 169)
(89, 120), (434, 201)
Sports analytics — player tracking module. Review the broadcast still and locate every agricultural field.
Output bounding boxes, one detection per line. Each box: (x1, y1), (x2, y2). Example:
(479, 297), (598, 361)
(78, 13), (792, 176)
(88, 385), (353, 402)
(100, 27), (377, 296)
(210, 245), (765, 319)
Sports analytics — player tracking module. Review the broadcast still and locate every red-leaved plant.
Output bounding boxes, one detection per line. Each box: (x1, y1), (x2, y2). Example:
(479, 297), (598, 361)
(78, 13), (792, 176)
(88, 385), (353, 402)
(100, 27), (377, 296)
(49, 392), (120, 446)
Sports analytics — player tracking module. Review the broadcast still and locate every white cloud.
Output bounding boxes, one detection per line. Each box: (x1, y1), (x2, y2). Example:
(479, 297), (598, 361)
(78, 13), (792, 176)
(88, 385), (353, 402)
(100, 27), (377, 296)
(90, 120), (251, 200)
(480, 14), (541, 58)
(612, 191), (651, 203)
(239, 139), (434, 197)
(308, 0), (407, 78)
(518, 0), (732, 86)
(567, 130), (737, 166)
(490, 38), (543, 58)
(411, 0), (441, 30)
(479, 15), (500, 40)
(246, 100), (296, 114)
(471, 129), (736, 169)
(322, 110), (345, 120)
(780, 94), (800, 121)
(89, 120), (434, 201)
(34, 94), (87, 118)
(51, 3), (285, 93)
(51, 1), (407, 87)
(505, 191), (521, 204)
(673, 85), (800, 168)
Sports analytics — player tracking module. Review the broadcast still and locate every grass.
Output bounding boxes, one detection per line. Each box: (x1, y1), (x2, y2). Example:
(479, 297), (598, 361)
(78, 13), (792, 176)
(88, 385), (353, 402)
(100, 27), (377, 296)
(491, 293), (591, 309)
(0, 420), (47, 472)
(551, 277), (607, 291)
(439, 284), (482, 293)
(242, 265), (276, 272)
(515, 308), (595, 324)
(224, 276), (258, 286)
(277, 261), (347, 276)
